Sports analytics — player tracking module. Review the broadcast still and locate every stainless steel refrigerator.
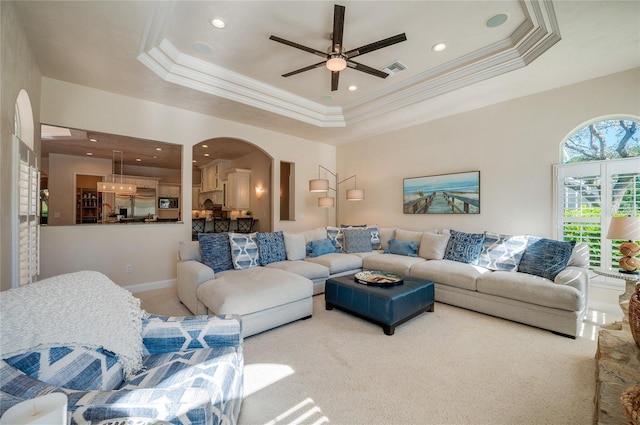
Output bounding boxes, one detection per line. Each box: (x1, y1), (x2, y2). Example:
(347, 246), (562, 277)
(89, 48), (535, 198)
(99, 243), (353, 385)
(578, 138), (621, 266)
(115, 188), (156, 219)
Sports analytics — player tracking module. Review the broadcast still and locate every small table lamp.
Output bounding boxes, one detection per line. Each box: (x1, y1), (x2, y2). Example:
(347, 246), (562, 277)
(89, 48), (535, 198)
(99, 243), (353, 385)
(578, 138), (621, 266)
(607, 216), (640, 274)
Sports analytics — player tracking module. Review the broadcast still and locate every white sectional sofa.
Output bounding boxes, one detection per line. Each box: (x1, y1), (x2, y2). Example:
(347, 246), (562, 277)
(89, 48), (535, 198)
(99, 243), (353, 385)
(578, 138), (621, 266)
(176, 226), (589, 338)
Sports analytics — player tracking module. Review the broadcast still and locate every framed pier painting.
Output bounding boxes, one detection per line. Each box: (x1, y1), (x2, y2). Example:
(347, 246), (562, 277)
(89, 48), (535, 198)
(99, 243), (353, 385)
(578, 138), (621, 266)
(403, 171), (480, 214)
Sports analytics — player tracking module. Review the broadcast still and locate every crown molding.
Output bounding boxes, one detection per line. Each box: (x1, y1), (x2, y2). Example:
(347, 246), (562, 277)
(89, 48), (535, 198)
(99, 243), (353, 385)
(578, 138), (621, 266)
(137, 0), (560, 129)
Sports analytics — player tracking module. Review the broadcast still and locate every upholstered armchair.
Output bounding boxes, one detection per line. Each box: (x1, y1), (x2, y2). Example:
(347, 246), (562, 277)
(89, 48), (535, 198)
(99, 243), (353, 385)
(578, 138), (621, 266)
(0, 271), (244, 425)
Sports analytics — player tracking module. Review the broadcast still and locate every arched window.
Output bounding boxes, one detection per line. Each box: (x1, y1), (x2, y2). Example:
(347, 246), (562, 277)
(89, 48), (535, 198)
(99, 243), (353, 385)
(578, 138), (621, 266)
(554, 117), (639, 280)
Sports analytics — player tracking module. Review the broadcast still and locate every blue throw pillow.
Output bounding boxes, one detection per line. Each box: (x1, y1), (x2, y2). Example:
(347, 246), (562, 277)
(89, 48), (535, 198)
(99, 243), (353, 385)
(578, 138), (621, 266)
(256, 231), (287, 266)
(229, 232), (260, 269)
(198, 233), (233, 273)
(443, 230), (485, 264)
(307, 239), (338, 257)
(384, 238), (419, 257)
(518, 237), (576, 281)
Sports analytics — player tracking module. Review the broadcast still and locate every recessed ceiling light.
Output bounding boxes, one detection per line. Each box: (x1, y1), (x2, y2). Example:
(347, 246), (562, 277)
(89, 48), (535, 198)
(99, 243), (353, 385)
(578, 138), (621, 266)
(204, 153), (210, 157)
(86, 152), (93, 156)
(432, 42), (447, 52)
(153, 155), (158, 159)
(193, 42), (212, 54)
(193, 160), (197, 163)
(202, 144), (208, 148)
(485, 13), (509, 28)
(348, 85), (358, 91)
(210, 18), (225, 29)
(136, 158), (142, 162)
(155, 147), (162, 151)
(89, 138), (98, 142)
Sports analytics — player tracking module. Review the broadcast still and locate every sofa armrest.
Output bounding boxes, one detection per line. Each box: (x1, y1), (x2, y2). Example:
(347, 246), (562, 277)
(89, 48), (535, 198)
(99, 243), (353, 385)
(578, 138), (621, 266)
(554, 266), (589, 309)
(142, 314), (243, 354)
(177, 260), (215, 314)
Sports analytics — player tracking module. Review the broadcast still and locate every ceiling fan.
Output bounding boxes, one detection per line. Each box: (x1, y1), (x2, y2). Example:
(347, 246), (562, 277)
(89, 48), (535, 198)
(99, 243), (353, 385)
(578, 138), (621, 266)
(269, 4), (407, 91)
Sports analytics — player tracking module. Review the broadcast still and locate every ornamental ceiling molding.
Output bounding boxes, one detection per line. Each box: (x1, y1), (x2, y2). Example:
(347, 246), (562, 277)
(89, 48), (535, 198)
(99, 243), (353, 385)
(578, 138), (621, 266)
(137, 0), (560, 128)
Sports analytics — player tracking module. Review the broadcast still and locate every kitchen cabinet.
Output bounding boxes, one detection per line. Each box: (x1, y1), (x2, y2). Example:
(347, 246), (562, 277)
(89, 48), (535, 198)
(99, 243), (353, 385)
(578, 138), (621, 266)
(158, 184), (180, 198)
(224, 169), (251, 210)
(200, 159), (231, 192)
(192, 185), (200, 209)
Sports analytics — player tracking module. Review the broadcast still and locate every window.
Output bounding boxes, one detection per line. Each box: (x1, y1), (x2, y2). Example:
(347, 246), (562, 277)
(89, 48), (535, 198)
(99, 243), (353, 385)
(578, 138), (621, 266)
(555, 118), (639, 281)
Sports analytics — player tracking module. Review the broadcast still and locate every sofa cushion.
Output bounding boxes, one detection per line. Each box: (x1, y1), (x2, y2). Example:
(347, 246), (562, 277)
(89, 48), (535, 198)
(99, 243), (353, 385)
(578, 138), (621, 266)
(567, 242), (590, 268)
(198, 233), (233, 273)
(378, 228), (396, 250)
(265, 260), (330, 281)
(476, 271), (583, 311)
(199, 268), (312, 316)
(283, 232), (306, 261)
(307, 239), (339, 257)
(443, 230), (485, 264)
(395, 229), (424, 243)
(518, 238), (576, 281)
(476, 232), (529, 272)
(418, 232), (450, 260)
(179, 240), (202, 262)
(256, 231), (287, 266)
(384, 239), (419, 257)
(363, 253), (425, 277)
(301, 227), (327, 244)
(409, 259), (490, 291)
(4, 346), (124, 391)
(229, 232), (260, 270)
(343, 228), (374, 253)
(305, 253), (363, 274)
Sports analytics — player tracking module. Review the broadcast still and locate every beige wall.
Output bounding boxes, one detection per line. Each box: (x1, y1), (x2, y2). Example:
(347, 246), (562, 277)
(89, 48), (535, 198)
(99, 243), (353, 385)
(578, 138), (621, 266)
(1, 1), (42, 291)
(39, 78), (335, 287)
(338, 68), (640, 237)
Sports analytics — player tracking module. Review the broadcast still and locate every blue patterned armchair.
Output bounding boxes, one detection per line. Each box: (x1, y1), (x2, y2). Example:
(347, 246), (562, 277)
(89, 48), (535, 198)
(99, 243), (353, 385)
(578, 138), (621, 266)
(0, 271), (244, 425)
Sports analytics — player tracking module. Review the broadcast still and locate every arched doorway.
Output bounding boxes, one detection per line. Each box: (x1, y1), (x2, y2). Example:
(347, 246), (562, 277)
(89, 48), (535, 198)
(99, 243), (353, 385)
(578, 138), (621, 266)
(192, 137), (273, 232)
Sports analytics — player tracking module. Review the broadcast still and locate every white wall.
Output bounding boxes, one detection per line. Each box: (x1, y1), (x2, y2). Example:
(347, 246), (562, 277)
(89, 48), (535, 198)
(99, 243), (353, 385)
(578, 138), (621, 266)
(39, 78), (335, 287)
(338, 68), (640, 237)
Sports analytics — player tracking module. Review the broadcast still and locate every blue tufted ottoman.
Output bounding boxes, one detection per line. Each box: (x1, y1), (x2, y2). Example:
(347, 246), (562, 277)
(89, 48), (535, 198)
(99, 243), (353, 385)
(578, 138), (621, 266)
(325, 274), (435, 335)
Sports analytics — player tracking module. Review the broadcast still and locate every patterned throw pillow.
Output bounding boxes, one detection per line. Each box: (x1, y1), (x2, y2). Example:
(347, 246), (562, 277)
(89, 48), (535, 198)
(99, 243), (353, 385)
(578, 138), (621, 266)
(443, 230), (485, 264)
(339, 225), (381, 250)
(229, 232), (260, 269)
(4, 346), (124, 391)
(307, 239), (338, 257)
(384, 238), (419, 257)
(256, 231), (286, 266)
(518, 237), (576, 281)
(342, 228), (374, 253)
(198, 233), (233, 273)
(476, 232), (529, 271)
(326, 226), (344, 251)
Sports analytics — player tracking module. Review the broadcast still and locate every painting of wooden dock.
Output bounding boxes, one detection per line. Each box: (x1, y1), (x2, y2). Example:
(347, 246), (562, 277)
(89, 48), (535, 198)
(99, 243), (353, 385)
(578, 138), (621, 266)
(403, 171), (480, 214)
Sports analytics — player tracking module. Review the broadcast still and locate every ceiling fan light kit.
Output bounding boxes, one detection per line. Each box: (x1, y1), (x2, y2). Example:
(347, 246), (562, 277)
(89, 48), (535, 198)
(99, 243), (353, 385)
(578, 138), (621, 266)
(270, 4), (407, 91)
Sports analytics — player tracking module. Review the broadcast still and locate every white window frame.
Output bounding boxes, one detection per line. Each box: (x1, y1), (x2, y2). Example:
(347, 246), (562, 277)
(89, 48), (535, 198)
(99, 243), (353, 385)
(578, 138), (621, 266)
(553, 157), (640, 288)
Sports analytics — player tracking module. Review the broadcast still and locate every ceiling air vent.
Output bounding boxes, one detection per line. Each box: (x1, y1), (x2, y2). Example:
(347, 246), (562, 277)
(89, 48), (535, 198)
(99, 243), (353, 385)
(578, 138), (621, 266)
(382, 60), (407, 76)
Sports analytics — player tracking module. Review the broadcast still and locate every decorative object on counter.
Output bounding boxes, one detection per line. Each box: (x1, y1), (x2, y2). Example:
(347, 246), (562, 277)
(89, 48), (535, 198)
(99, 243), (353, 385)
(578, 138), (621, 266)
(97, 150), (137, 195)
(309, 164), (364, 226)
(606, 215), (640, 274)
(236, 217), (254, 234)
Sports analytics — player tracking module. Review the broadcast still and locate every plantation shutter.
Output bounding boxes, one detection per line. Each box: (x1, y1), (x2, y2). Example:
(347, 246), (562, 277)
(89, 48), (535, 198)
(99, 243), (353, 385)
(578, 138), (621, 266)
(554, 158), (640, 280)
(18, 140), (40, 286)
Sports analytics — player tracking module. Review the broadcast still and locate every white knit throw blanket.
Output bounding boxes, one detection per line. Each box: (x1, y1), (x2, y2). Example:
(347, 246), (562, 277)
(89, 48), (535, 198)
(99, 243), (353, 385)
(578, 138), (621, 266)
(0, 271), (144, 378)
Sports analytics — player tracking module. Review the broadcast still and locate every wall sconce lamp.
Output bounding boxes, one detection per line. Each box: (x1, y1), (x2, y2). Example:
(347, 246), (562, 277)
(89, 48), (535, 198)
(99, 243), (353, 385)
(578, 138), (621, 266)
(309, 165), (364, 225)
(606, 215), (640, 274)
(255, 186), (265, 200)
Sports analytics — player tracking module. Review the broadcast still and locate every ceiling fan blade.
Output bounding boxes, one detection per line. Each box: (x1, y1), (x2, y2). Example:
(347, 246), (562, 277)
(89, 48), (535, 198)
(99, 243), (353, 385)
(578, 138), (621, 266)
(332, 5), (345, 52)
(331, 71), (340, 91)
(347, 60), (389, 79)
(345, 33), (407, 59)
(269, 35), (327, 59)
(282, 61), (326, 77)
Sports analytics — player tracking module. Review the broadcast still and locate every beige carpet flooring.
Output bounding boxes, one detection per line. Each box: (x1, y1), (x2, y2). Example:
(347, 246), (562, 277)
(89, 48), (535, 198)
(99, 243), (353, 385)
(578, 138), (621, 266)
(136, 287), (601, 425)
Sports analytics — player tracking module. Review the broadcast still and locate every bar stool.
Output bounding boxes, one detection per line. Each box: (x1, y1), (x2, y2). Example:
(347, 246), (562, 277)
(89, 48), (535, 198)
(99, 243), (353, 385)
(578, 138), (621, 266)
(192, 218), (205, 240)
(236, 217), (254, 233)
(213, 217), (231, 233)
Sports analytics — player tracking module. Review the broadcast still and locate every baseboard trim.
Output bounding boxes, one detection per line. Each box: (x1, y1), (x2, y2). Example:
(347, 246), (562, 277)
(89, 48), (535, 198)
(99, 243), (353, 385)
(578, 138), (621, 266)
(125, 279), (176, 294)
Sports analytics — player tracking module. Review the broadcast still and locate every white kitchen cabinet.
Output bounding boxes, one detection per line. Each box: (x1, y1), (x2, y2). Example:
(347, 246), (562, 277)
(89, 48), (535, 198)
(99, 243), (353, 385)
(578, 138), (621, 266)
(192, 185), (200, 209)
(159, 184), (180, 198)
(200, 159), (231, 192)
(225, 169), (251, 210)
